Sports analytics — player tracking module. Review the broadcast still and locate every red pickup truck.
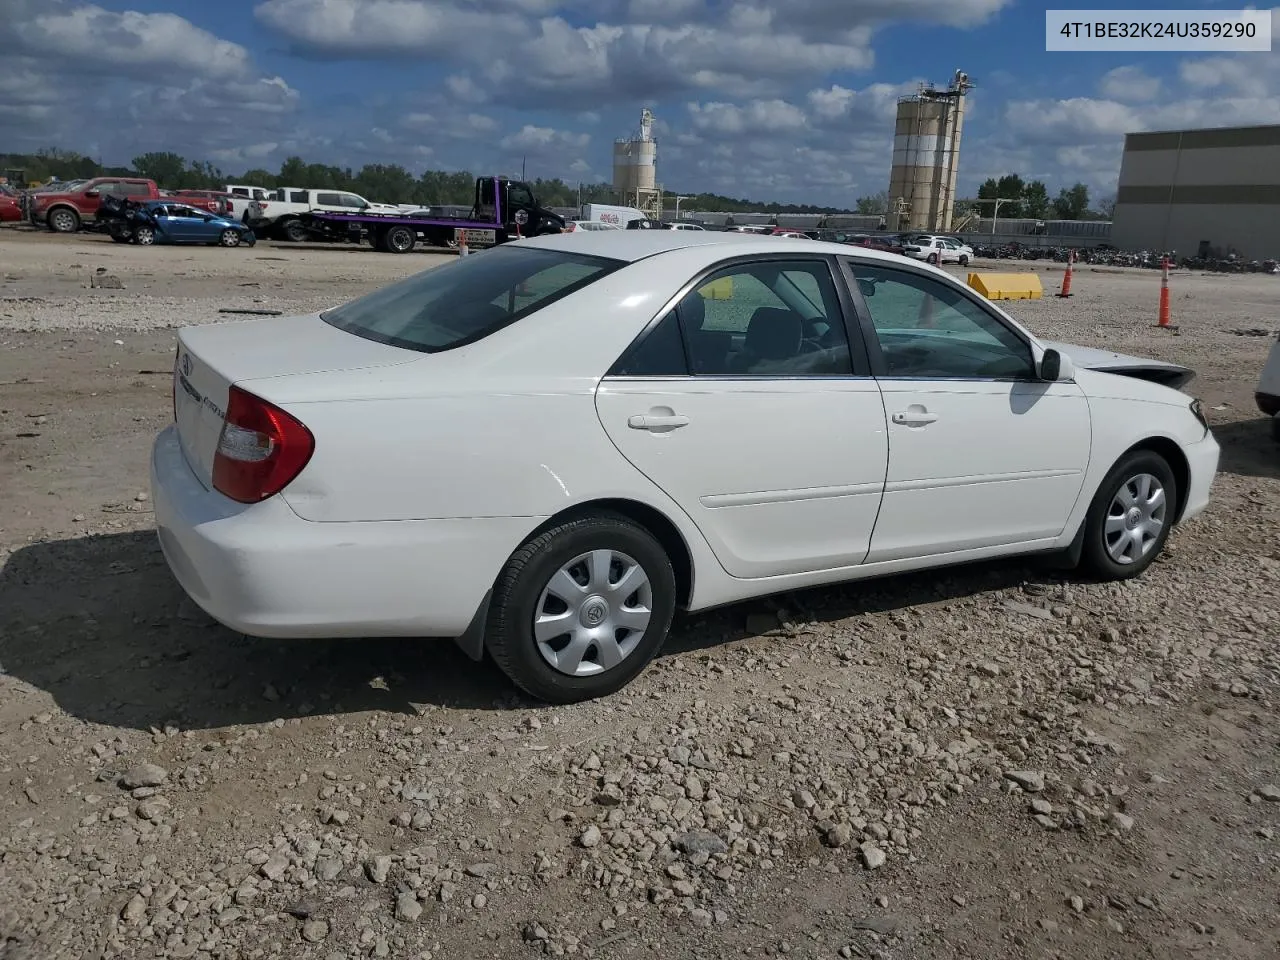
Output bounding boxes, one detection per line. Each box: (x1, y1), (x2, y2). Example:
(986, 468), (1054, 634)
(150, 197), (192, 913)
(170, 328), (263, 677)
(27, 177), (223, 233)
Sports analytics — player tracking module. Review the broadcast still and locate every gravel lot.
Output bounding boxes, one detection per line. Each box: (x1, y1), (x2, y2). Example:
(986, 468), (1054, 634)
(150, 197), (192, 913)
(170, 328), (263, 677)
(2, 228), (1278, 960)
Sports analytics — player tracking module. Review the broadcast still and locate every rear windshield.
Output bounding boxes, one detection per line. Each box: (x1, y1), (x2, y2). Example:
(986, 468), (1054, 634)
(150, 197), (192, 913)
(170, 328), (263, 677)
(322, 245), (624, 353)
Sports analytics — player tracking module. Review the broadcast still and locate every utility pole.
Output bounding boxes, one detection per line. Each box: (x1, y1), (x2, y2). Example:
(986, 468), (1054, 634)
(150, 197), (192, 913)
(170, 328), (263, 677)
(674, 195), (690, 220)
(521, 156), (526, 181)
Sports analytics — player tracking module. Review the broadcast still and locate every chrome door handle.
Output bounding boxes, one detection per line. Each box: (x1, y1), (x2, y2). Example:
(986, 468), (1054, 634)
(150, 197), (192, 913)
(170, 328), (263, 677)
(628, 414), (689, 430)
(892, 411), (938, 426)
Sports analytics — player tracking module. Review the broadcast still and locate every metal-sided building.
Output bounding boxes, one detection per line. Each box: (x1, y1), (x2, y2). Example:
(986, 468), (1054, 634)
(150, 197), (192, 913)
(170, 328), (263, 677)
(1111, 124), (1280, 258)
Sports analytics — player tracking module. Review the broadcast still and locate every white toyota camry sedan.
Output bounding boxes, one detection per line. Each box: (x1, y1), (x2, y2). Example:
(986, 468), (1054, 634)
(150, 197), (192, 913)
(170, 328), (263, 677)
(152, 231), (1220, 703)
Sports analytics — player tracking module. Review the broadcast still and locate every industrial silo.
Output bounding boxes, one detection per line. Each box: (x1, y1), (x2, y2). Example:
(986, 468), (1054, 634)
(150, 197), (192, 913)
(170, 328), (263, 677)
(612, 108), (662, 219)
(888, 71), (971, 233)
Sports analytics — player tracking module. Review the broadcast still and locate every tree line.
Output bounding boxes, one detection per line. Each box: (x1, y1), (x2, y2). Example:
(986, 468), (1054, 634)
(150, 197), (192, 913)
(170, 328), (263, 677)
(1, 148), (857, 215)
(974, 174), (1113, 221)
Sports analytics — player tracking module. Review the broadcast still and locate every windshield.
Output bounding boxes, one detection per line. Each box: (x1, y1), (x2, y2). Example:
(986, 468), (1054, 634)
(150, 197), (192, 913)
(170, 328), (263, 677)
(322, 245), (625, 353)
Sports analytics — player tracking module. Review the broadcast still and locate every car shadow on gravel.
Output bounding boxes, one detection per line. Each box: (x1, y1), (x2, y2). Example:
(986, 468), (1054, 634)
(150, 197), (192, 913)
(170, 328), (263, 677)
(0, 528), (1059, 733)
(1212, 416), (1280, 481)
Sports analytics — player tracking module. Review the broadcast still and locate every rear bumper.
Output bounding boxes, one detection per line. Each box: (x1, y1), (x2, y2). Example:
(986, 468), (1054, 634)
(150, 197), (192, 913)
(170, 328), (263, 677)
(1179, 430), (1220, 525)
(149, 424), (539, 639)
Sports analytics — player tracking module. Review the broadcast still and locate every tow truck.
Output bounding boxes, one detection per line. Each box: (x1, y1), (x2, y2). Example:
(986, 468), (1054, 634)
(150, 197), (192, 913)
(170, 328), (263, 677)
(295, 176), (565, 253)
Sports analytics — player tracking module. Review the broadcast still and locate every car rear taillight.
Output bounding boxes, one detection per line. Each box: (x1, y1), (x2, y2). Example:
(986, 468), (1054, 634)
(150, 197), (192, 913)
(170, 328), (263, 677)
(212, 386), (315, 504)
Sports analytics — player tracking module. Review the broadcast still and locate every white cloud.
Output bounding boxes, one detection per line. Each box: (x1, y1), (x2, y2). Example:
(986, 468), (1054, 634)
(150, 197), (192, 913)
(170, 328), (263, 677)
(686, 99), (809, 135)
(499, 124), (591, 154)
(1097, 66), (1161, 102)
(251, 0), (1012, 105)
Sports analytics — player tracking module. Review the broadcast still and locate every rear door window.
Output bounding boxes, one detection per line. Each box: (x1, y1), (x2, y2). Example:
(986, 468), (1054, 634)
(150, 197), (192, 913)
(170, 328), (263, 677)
(322, 246), (624, 353)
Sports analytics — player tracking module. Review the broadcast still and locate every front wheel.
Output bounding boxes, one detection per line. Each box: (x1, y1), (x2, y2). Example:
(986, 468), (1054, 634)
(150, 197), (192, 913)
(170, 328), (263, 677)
(484, 513), (677, 704)
(959, 254), (970, 266)
(48, 208), (80, 233)
(926, 252), (939, 265)
(133, 226), (155, 246)
(219, 228), (241, 247)
(1079, 450), (1177, 580)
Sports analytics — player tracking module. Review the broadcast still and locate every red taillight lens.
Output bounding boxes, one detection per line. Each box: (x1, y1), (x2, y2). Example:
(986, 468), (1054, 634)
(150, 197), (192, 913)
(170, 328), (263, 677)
(212, 386), (315, 504)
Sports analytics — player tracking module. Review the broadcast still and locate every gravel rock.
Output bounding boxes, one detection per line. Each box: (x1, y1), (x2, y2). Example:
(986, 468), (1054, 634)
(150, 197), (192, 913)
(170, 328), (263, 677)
(1258, 785), (1280, 802)
(366, 856), (393, 883)
(301, 920), (329, 943)
(395, 891), (423, 922)
(578, 825), (602, 848)
(1005, 771), (1046, 793)
(118, 763), (168, 789)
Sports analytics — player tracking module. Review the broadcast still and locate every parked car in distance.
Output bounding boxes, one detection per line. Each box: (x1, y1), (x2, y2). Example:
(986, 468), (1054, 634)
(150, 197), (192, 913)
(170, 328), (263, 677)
(109, 201), (257, 247)
(667, 222), (706, 231)
(903, 234), (972, 266)
(562, 220), (622, 233)
(152, 231), (1219, 704)
(848, 234), (907, 256)
(28, 177), (162, 232)
(167, 189), (237, 217)
(1256, 331), (1280, 440)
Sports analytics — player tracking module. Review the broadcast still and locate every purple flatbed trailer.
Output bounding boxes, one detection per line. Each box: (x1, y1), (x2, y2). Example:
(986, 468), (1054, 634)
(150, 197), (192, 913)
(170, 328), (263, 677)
(295, 177), (565, 253)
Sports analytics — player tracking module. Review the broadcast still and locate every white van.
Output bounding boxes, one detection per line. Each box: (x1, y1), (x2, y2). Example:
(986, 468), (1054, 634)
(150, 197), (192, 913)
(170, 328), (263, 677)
(580, 203), (649, 228)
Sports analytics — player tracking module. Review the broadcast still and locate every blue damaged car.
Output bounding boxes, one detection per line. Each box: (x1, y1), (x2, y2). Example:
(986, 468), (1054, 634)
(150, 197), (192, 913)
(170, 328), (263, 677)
(109, 199), (257, 248)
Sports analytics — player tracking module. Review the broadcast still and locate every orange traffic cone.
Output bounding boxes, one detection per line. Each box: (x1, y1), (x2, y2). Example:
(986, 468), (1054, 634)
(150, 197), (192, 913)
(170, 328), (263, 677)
(1154, 256), (1177, 331)
(457, 228), (469, 257)
(1056, 250), (1074, 298)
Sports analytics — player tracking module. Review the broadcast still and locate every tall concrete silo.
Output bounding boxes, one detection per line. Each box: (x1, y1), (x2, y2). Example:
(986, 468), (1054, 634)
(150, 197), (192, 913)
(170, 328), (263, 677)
(613, 108), (663, 219)
(888, 70), (972, 233)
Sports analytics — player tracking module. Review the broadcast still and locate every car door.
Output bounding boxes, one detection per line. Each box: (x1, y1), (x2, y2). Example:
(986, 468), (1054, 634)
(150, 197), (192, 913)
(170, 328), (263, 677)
(164, 205), (201, 240)
(595, 255), (889, 579)
(838, 257), (1091, 563)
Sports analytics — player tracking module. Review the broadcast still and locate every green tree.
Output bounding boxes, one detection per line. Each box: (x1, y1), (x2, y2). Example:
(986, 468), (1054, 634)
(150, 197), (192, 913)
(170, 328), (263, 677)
(855, 190), (888, 215)
(1052, 183), (1090, 220)
(131, 152), (188, 187)
(1022, 180), (1050, 219)
(977, 174), (1025, 218)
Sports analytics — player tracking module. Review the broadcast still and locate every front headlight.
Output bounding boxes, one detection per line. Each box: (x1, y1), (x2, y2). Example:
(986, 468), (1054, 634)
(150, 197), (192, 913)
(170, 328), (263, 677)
(1189, 398), (1209, 435)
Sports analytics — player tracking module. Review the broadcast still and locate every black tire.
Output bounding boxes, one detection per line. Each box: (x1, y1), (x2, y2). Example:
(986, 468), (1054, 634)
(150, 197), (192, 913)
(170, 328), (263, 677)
(484, 513), (677, 704)
(384, 225), (416, 254)
(219, 229), (241, 247)
(1079, 449), (1178, 581)
(133, 226), (155, 246)
(1271, 415), (1280, 443)
(959, 254), (970, 267)
(47, 207), (80, 233)
(281, 218), (308, 243)
(926, 252), (939, 265)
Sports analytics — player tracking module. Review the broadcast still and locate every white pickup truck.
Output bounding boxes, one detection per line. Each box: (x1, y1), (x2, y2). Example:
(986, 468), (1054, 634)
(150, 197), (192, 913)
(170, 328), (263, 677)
(246, 187), (401, 241)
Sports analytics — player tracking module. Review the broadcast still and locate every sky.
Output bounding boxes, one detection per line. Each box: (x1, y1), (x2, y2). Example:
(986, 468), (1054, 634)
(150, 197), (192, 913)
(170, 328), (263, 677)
(1, 0), (1279, 206)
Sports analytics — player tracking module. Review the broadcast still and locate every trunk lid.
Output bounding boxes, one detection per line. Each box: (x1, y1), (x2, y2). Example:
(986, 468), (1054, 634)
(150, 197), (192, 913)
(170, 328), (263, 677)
(172, 313), (417, 489)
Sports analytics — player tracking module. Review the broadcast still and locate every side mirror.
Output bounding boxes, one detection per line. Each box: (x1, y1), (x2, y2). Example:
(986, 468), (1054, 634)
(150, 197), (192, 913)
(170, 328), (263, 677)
(856, 278), (876, 298)
(1039, 348), (1074, 382)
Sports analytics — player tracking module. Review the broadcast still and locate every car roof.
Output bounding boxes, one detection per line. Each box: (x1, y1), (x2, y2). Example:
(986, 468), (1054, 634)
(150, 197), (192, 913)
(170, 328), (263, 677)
(517, 229), (916, 266)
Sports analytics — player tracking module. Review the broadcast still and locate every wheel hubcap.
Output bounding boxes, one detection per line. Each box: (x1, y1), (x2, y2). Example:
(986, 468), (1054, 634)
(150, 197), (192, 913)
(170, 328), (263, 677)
(533, 549), (653, 677)
(1104, 472), (1166, 564)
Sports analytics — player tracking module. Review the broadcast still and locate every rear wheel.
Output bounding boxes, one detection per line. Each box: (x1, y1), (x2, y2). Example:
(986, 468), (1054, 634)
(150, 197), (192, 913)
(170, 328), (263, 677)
(384, 225), (416, 253)
(48, 207), (80, 233)
(281, 218), (308, 243)
(1079, 450), (1177, 580)
(484, 513), (677, 704)
(219, 229), (241, 247)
